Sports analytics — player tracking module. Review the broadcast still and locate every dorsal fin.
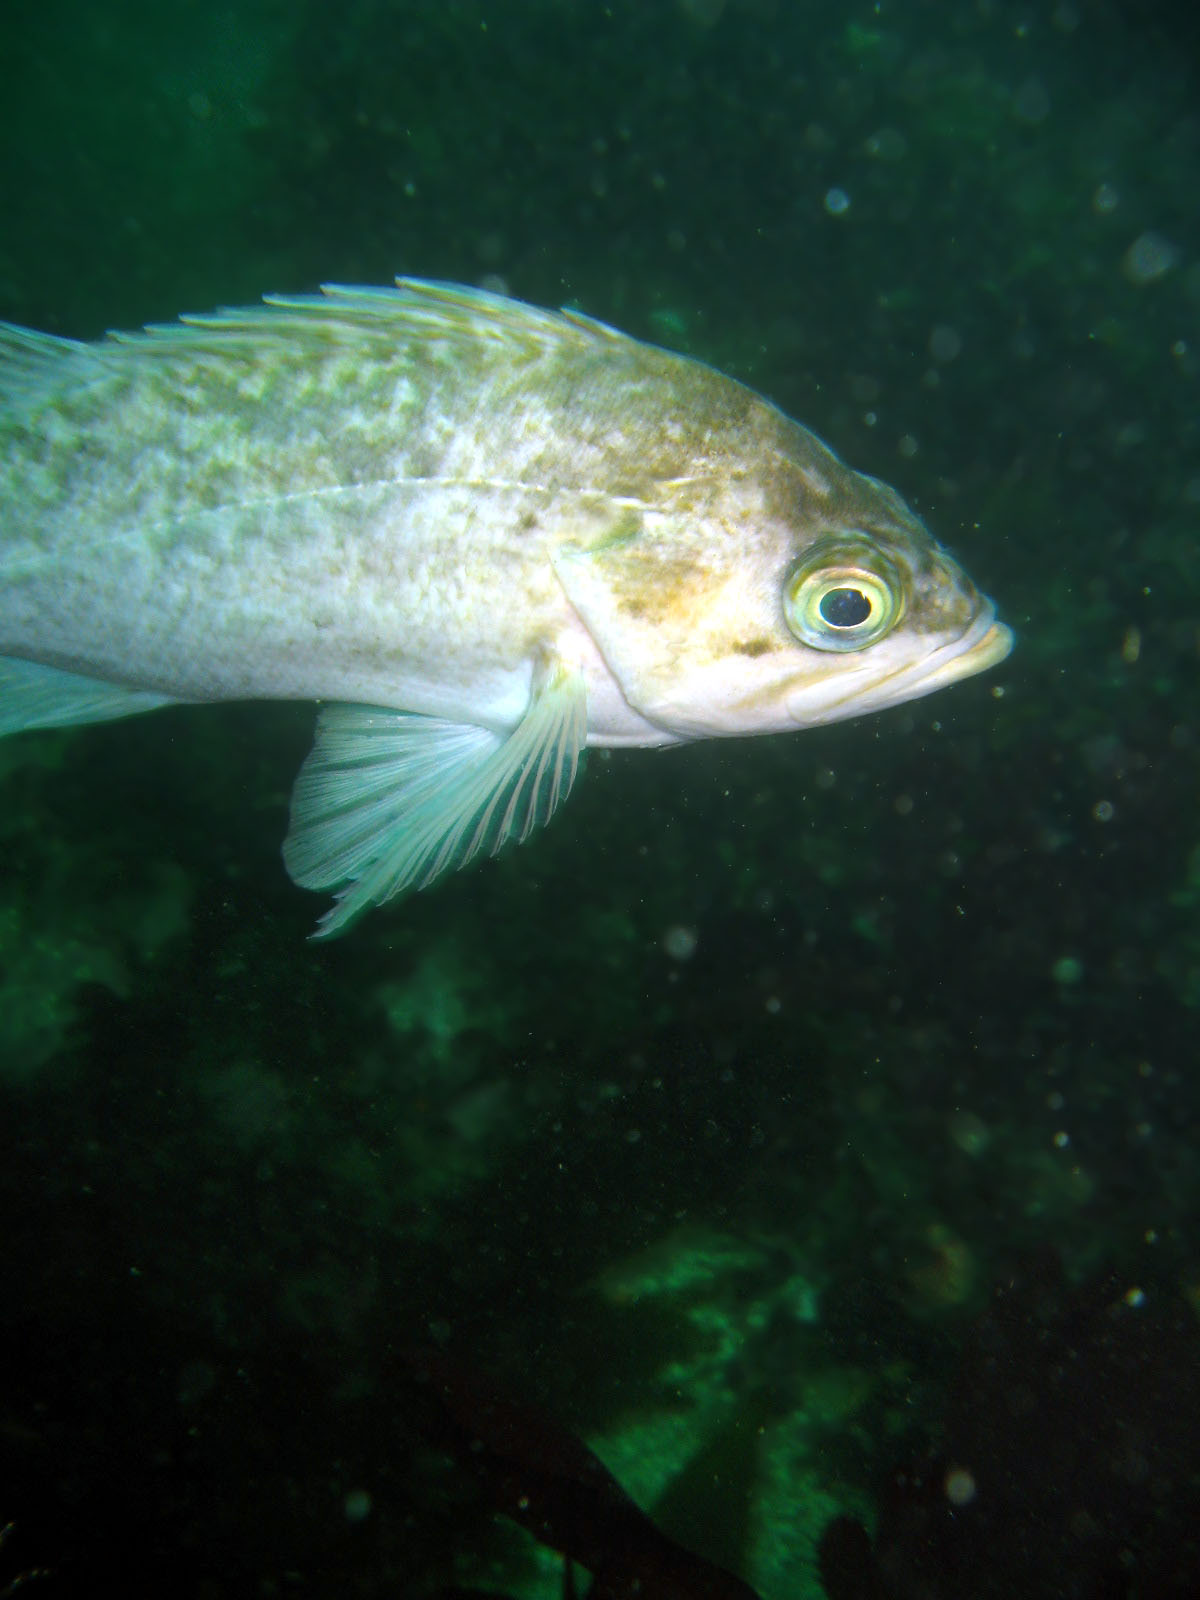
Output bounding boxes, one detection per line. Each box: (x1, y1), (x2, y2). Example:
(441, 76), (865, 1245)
(0, 322), (91, 405)
(104, 277), (640, 366)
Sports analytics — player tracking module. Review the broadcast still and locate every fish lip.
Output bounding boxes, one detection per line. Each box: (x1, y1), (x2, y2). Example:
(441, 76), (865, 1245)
(876, 605), (1014, 706)
(910, 606), (1014, 687)
(785, 604), (1013, 725)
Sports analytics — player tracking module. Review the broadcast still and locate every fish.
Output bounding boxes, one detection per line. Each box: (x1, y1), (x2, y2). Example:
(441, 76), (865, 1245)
(0, 278), (1012, 936)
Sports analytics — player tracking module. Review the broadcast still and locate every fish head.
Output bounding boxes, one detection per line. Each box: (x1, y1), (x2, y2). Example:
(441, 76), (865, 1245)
(553, 446), (1012, 743)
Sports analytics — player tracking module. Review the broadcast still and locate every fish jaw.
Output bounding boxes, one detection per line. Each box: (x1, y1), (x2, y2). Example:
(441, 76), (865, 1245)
(782, 605), (1014, 729)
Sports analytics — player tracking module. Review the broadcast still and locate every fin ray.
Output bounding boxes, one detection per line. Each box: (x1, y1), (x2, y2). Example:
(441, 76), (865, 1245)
(0, 656), (180, 737)
(283, 664), (588, 938)
(104, 278), (637, 366)
(0, 323), (92, 406)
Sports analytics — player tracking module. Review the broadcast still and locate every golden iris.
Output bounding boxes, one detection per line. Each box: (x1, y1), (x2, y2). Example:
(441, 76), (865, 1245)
(783, 537), (906, 653)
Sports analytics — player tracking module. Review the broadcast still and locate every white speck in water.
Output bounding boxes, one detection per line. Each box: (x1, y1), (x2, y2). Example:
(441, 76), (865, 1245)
(824, 187), (851, 216)
(1123, 231), (1179, 285)
(1092, 182), (1119, 215)
(944, 1466), (977, 1506)
(663, 925), (699, 961)
(929, 325), (963, 363)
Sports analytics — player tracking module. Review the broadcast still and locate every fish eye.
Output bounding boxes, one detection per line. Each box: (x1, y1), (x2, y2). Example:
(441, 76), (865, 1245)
(784, 540), (905, 652)
(819, 586), (872, 628)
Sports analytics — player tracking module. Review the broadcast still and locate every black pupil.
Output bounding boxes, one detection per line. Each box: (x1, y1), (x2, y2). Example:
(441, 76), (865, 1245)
(819, 586), (872, 628)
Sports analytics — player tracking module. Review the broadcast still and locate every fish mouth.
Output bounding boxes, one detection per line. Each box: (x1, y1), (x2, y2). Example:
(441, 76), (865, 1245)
(784, 604), (1013, 726)
(900, 610), (1014, 699)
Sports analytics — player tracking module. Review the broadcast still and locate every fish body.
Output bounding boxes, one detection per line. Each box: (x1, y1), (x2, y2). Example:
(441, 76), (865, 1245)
(0, 279), (1011, 933)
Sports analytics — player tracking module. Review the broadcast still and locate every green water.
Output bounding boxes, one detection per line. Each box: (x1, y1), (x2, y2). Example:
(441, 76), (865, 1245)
(1, 2), (1198, 1595)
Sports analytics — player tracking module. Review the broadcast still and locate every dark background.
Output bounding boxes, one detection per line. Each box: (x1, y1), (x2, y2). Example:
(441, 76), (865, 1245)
(1, 2), (1198, 1595)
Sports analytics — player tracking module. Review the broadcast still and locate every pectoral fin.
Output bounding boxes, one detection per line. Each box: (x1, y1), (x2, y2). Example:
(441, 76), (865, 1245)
(283, 663), (588, 938)
(0, 655), (179, 737)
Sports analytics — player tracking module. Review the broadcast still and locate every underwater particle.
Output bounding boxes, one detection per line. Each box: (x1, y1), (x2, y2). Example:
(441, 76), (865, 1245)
(1092, 182), (1119, 214)
(864, 126), (908, 161)
(764, 995), (782, 1014)
(1051, 955), (1084, 985)
(908, 1223), (976, 1309)
(1123, 231), (1180, 285)
(1124, 1287), (1146, 1310)
(1121, 624), (1141, 664)
(894, 793), (914, 815)
(947, 1109), (991, 1157)
(663, 924), (699, 961)
(647, 304), (690, 340)
(929, 325), (962, 363)
(944, 1465), (977, 1506)
(824, 187), (851, 216)
(343, 1488), (372, 1522)
(898, 433), (919, 459)
(1053, 1130), (1071, 1150)
(1012, 76), (1051, 125)
(1092, 799), (1115, 822)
